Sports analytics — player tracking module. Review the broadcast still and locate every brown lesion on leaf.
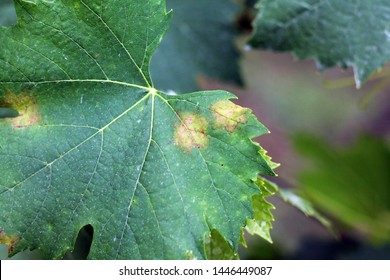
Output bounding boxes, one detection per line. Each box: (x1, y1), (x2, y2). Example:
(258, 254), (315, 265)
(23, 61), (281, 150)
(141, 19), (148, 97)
(210, 100), (249, 132)
(0, 92), (42, 128)
(174, 112), (209, 151)
(0, 230), (20, 255)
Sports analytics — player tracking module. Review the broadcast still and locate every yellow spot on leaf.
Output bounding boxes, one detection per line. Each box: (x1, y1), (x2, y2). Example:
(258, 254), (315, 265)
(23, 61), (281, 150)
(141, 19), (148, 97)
(0, 230), (20, 254)
(211, 100), (248, 132)
(0, 92), (42, 128)
(174, 112), (209, 151)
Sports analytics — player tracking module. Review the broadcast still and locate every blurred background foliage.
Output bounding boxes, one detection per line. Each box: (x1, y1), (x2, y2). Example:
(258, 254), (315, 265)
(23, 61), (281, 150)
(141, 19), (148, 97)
(1, 0), (390, 259)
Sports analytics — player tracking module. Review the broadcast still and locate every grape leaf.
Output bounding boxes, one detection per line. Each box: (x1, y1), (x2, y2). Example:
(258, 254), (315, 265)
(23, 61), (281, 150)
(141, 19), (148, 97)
(262, 178), (331, 231)
(295, 134), (390, 242)
(244, 177), (276, 243)
(245, 176), (331, 244)
(249, 0), (390, 87)
(1, 0), (243, 93)
(204, 229), (239, 260)
(0, 0), (275, 259)
(151, 0), (242, 93)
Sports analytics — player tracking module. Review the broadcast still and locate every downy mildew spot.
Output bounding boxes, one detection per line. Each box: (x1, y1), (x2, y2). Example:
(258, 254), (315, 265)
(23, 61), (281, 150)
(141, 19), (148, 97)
(0, 230), (20, 254)
(0, 92), (42, 128)
(174, 112), (209, 151)
(210, 100), (248, 132)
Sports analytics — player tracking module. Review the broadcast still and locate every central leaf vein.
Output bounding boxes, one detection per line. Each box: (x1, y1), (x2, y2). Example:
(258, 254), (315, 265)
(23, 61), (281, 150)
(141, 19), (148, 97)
(115, 93), (155, 259)
(0, 80), (151, 91)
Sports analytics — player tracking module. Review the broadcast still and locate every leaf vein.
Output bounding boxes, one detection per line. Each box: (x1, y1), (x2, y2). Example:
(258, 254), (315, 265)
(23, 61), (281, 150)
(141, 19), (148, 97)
(79, 0), (150, 86)
(0, 79), (151, 91)
(151, 139), (202, 256)
(0, 93), (151, 195)
(0, 57), (31, 82)
(13, 39), (72, 80)
(18, 2), (109, 80)
(155, 94), (233, 238)
(115, 94), (155, 259)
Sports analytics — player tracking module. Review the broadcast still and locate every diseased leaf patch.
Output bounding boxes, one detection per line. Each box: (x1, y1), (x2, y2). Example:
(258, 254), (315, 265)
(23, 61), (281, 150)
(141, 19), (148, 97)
(173, 100), (253, 151)
(174, 112), (209, 151)
(211, 100), (249, 133)
(0, 230), (20, 254)
(0, 92), (42, 128)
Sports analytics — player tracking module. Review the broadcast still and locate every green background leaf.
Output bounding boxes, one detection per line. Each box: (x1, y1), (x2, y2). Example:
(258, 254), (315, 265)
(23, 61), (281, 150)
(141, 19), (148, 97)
(0, 0), (274, 259)
(249, 0), (390, 87)
(151, 0), (242, 93)
(295, 135), (390, 242)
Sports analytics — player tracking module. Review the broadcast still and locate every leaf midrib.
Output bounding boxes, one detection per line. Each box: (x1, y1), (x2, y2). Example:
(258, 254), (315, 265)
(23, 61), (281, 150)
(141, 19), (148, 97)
(0, 79), (151, 91)
(114, 88), (155, 259)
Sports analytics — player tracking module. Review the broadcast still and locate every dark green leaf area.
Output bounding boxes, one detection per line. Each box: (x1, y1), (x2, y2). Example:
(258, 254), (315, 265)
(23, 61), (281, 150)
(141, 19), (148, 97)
(0, 0), (170, 87)
(250, 0), (390, 87)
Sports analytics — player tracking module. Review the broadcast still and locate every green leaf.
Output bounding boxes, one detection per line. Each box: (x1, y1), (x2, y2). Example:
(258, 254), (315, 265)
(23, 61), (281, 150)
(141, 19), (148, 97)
(274, 188), (331, 231)
(0, 0), (17, 26)
(204, 229), (239, 260)
(249, 0), (390, 87)
(295, 134), (390, 242)
(151, 0), (242, 93)
(244, 177), (276, 243)
(0, 0), (275, 259)
(245, 176), (332, 243)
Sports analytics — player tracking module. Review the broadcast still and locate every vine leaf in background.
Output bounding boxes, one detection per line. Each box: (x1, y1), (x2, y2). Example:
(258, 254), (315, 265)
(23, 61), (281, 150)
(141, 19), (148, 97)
(0, 0), (275, 259)
(295, 135), (390, 242)
(151, 0), (242, 93)
(249, 0), (390, 87)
